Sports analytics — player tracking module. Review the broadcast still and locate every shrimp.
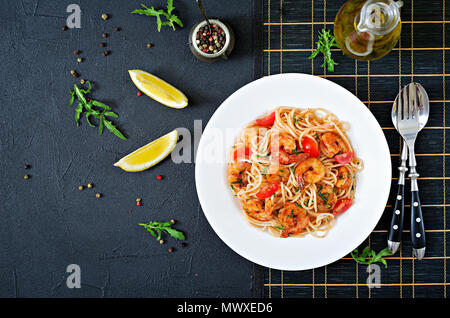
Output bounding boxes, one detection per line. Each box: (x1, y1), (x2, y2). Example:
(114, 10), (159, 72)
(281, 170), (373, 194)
(271, 133), (308, 165)
(316, 184), (337, 212)
(336, 166), (352, 189)
(294, 157), (325, 184)
(228, 162), (251, 189)
(241, 126), (268, 147)
(266, 165), (290, 183)
(277, 133), (297, 153)
(271, 133), (297, 153)
(278, 203), (310, 237)
(264, 198), (276, 215)
(319, 132), (349, 158)
(243, 198), (274, 221)
(273, 151), (309, 165)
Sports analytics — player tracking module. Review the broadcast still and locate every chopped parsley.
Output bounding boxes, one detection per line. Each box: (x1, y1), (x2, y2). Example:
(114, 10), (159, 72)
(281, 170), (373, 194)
(317, 185), (328, 203)
(294, 202), (303, 208)
(261, 166), (269, 175)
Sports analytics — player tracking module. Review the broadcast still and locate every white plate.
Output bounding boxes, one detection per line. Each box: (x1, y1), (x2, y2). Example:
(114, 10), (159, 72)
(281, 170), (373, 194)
(195, 73), (391, 271)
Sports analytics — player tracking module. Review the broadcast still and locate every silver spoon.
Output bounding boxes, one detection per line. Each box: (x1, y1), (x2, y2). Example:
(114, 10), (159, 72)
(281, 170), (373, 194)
(389, 82), (429, 257)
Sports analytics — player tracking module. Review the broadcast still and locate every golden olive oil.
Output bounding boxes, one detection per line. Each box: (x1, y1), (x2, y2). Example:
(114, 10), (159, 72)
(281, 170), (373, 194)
(334, 0), (403, 61)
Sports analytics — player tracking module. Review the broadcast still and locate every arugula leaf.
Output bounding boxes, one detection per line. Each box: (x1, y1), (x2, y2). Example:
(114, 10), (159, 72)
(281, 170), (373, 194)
(85, 112), (95, 127)
(74, 104), (83, 126)
(99, 118), (104, 135)
(131, 1), (183, 32)
(167, 0), (174, 14)
(92, 100), (111, 110)
(68, 81), (127, 140)
(69, 90), (75, 107)
(166, 228), (185, 240)
(104, 120), (127, 141)
(309, 28), (340, 72)
(104, 111), (118, 118)
(139, 221), (186, 241)
(351, 246), (393, 268)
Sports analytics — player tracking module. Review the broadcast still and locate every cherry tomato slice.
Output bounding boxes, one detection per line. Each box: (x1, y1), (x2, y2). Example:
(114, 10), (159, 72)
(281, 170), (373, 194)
(301, 137), (320, 158)
(256, 112), (275, 126)
(256, 182), (279, 199)
(233, 146), (252, 161)
(332, 198), (353, 216)
(335, 152), (354, 164)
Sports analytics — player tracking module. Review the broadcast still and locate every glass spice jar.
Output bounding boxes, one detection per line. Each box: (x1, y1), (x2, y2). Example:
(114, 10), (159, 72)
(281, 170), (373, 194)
(189, 19), (235, 63)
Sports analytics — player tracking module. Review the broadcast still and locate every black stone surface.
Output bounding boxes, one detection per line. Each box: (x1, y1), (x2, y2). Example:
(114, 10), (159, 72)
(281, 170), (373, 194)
(0, 0), (258, 297)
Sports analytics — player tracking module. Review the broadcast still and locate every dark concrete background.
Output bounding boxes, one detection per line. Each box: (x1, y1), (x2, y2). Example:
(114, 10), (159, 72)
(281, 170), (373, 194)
(0, 0), (257, 297)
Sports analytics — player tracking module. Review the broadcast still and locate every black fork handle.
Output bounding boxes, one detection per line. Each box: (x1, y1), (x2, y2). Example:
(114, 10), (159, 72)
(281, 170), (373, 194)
(388, 184), (405, 245)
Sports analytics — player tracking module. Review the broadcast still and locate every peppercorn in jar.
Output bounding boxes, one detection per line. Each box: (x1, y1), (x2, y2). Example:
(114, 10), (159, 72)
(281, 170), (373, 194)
(195, 24), (226, 54)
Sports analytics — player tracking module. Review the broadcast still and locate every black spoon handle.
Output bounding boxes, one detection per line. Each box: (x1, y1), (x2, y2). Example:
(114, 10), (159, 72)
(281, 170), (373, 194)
(408, 146), (426, 260)
(388, 184), (405, 243)
(411, 190), (426, 251)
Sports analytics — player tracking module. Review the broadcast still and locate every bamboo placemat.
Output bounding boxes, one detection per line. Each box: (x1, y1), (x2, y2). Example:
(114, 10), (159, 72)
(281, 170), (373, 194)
(259, 0), (449, 298)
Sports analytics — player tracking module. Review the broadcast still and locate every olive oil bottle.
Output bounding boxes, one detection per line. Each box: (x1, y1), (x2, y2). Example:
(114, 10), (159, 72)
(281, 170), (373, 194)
(334, 0), (403, 61)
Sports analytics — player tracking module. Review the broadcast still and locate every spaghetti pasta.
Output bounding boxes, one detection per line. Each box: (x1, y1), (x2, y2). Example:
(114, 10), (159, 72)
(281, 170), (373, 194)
(227, 107), (363, 238)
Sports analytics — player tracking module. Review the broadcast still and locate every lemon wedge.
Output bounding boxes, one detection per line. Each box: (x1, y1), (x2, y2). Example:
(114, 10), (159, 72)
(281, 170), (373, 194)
(114, 130), (178, 172)
(128, 70), (188, 109)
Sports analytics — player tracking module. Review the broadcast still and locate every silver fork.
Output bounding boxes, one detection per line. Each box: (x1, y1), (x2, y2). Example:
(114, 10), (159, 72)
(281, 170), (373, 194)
(396, 83), (427, 260)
